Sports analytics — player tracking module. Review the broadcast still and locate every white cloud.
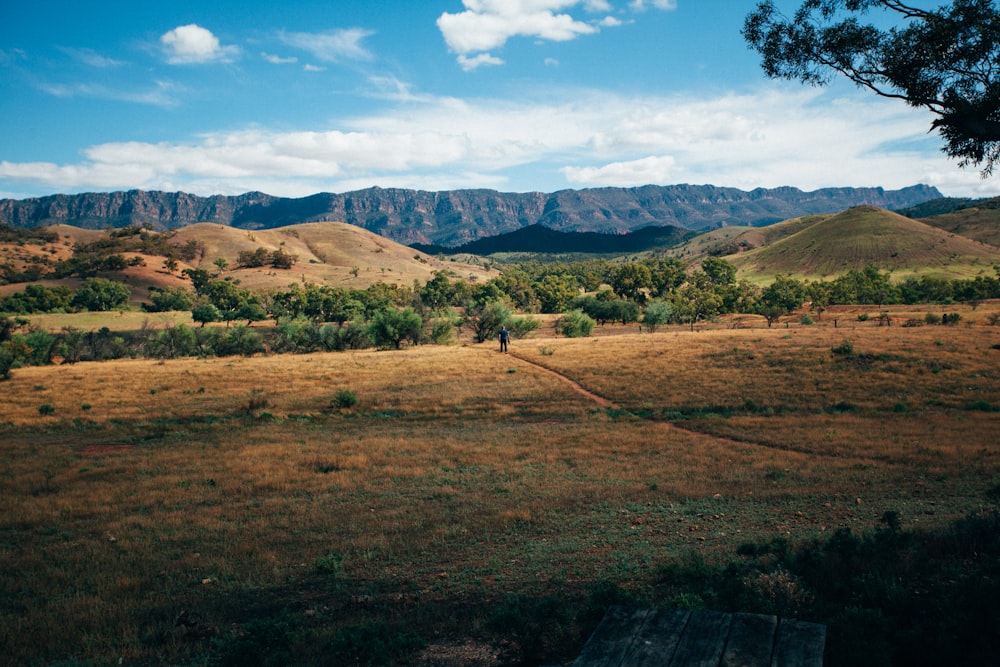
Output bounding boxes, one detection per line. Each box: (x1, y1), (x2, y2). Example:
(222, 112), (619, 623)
(561, 155), (678, 186)
(60, 47), (124, 68)
(35, 80), (181, 108)
(629, 0), (677, 10)
(437, 0), (612, 66)
(160, 24), (239, 64)
(279, 28), (374, 62)
(458, 53), (505, 71)
(262, 52), (297, 65)
(1, 86), (995, 198)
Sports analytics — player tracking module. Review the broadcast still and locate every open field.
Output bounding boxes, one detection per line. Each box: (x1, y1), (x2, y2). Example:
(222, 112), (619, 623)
(2, 306), (999, 665)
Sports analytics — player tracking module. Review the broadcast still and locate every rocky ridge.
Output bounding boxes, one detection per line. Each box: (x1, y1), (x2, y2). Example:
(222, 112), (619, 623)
(0, 184), (942, 247)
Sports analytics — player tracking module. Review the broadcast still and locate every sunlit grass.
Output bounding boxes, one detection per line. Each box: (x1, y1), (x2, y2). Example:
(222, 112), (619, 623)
(1, 304), (999, 663)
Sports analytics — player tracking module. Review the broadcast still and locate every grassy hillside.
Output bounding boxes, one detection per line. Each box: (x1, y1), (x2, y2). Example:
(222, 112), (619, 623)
(172, 221), (496, 291)
(665, 215), (830, 263)
(727, 206), (1000, 282)
(0, 222), (496, 307)
(919, 197), (1000, 247)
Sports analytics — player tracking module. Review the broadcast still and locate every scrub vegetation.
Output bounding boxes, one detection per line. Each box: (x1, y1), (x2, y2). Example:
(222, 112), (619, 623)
(1, 305), (999, 666)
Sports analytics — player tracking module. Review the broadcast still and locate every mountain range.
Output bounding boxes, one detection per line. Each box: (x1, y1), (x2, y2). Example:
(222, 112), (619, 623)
(0, 184), (942, 247)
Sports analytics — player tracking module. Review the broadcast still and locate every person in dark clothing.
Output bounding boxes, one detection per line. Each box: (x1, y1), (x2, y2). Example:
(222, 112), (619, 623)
(499, 326), (509, 353)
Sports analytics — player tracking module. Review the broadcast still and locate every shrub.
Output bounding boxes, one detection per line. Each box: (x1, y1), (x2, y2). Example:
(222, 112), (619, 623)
(556, 309), (595, 338)
(429, 317), (456, 345)
(38, 404), (55, 416)
(942, 312), (962, 325)
(507, 314), (541, 339)
(214, 326), (264, 357)
(925, 312), (942, 325)
(642, 300), (673, 333)
(800, 314), (814, 325)
(831, 340), (854, 356)
(333, 389), (357, 409)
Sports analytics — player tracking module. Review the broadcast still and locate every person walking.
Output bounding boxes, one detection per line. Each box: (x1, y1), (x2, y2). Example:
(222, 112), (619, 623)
(498, 326), (509, 353)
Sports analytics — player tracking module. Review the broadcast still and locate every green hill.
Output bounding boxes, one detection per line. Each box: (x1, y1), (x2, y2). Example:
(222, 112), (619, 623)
(918, 197), (1000, 247)
(727, 206), (1000, 281)
(665, 215), (830, 263)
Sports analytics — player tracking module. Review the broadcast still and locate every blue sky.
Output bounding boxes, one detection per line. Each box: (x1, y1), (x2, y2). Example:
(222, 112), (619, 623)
(1, 0), (997, 200)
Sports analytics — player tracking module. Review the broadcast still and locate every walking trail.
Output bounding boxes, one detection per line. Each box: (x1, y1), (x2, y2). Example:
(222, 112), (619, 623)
(505, 351), (617, 409)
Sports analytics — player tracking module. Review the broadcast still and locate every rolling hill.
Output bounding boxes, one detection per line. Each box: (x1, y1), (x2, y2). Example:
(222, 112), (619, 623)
(918, 197), (1000, 247)
(726, 206), (1000, 281)
(0, 222), (496, 307)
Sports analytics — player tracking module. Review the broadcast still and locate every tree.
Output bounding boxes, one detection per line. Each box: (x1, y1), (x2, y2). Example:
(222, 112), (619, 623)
(466, 300), (511, 343)
(71, 278), (130, 312)
(143, 286), (195, 312)
(191, 303), (221, 327)
(642, 300), (674, 333)
(744, 0), (1000, 175)
(556, 309), (595, 337)
(700, 257), (737, 287)
(757, 274), (806, 327)
(649, 257), (688, 297)
(535, 273), (579, 313)
(368, 307), (423, 349)
(609, 262), (653, 301)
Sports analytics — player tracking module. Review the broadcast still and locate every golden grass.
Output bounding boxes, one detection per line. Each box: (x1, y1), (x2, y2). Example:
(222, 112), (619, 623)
(2, 308), (999, 663)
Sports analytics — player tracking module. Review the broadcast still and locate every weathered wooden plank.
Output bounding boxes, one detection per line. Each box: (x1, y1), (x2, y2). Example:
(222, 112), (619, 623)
(771, 619), (826, 667)
(668, 609), (734, 667)
(574, 606), (653, 667)
(617, 608), (691, 667)
(721, 613), (779, 667)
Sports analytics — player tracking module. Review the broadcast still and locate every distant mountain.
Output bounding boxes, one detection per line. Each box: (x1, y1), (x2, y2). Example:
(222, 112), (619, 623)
(0, 184), (942, 247)
(410, 223), (693, 255)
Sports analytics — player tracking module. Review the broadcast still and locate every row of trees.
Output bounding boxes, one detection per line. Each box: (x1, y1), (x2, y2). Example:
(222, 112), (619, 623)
(0, 278), (132, 314)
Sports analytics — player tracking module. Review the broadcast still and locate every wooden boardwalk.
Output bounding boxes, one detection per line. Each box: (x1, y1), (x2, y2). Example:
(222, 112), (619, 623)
(573, 606), (826, 667)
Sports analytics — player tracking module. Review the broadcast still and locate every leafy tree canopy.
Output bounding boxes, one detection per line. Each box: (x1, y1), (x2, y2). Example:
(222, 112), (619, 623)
(743, 0), (1000, 174)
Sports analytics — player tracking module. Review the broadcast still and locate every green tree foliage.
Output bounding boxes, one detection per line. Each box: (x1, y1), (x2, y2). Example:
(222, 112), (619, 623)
(191, 303), (222, 327)
(828, 266), (901, 306)
(649, 257), (688, 297)
(0, 284), (73, 314)
(142, 286), (195, 312)
(535, 273), (580, 313)
(466, 300), (512, 343)
(482, 269), (539, 312)
(148, 325), (199, 359)
(642, 300), (674, 333)
(609, 262), (653, 301)
(556, 309), (595, 337)
(368, 307), (423, 349)
(757, 274), (807, 327)
(71, 277), (130, 311)
(700, 257), (737, 287)
(744, 0), (1000, 174)
(571, 295), (640, 325)
(213, 325), (265, 357)
(672, 283), (723, 330)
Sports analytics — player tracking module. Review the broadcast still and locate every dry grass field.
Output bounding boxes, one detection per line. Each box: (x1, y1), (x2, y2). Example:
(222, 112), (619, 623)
(1, 305), (999, 665)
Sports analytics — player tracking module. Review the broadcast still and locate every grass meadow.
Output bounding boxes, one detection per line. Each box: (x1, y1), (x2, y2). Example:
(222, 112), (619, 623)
(2, 305), (999, 665)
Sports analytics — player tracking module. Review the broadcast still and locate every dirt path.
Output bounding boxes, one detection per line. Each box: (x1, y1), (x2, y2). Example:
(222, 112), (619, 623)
(503, 350), (855, 460)
(505, 352), (618, 409)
